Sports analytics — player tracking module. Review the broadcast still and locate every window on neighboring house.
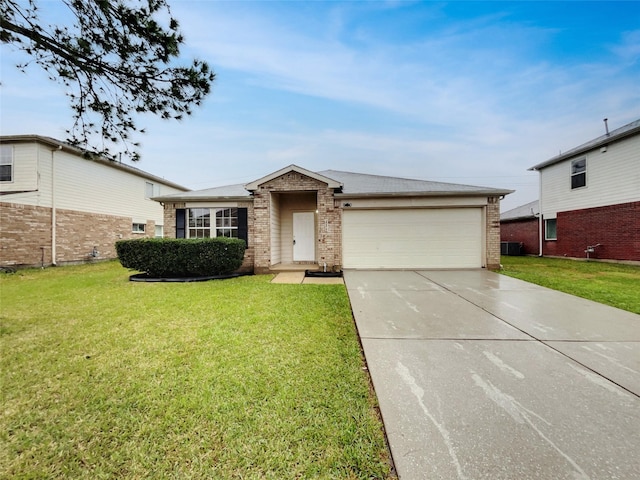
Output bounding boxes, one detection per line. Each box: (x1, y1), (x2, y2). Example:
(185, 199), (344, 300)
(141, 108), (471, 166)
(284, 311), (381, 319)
(571, 158), (586, 189)
(187, 208), (239, 238)
(0, 145), (14, 182)
(145, 181), (156, 199)
(132, 223), (146, 233)
(545, 218), (557, 240)
(155, 225), (164, 238)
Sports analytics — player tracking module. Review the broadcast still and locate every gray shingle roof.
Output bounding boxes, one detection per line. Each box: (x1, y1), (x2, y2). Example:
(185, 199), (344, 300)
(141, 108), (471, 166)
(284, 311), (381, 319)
(154, 167), (512, 201)
(154, 183), (250, 201)
(529, 118), (640, 171)
(500, 200), (539, 221)
(320, 170), (511, 196)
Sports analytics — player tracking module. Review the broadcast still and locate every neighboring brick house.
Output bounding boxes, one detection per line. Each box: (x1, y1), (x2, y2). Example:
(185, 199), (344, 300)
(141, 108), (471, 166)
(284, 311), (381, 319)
(529, 118), (640, 262)
(0, 135), (188, 267)
(154, 165), (512, 273)
(500, 200), (540, 255)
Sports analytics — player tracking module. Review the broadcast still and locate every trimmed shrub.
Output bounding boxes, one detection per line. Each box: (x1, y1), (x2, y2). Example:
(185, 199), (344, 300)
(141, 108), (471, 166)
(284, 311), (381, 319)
(116, 237), (246, 277)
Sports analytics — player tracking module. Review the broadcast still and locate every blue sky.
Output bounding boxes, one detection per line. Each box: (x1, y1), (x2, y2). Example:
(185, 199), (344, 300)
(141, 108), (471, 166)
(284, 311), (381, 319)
(2, 1), (639, 210)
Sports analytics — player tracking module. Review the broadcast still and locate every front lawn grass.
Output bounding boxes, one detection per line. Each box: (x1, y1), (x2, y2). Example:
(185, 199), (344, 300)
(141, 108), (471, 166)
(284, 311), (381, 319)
(500, 256), (640, 314)
(0, 262), (392, 479)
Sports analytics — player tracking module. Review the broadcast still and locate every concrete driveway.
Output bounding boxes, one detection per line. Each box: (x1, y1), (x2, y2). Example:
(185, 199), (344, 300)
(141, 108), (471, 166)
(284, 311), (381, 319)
(344, 270), (640, 480)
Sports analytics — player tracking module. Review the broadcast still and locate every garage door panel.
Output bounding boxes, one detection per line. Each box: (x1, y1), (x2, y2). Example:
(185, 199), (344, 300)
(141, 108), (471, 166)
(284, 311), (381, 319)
(343, 208), (482, 269)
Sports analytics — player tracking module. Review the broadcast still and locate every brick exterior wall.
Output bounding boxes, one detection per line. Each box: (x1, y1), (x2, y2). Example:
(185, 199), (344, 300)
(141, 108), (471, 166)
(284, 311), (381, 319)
(161, 185), (504, 273)
(501, 217), (539, 255)
(163, 202), (185, 239)
(543, 201), (640, 261)
(486, 197), (502, 270)
(1, 201), (154, 267)
(163, 200), (255, 274)
(252, 172), (340, 274)
(1, 202), (52, 266)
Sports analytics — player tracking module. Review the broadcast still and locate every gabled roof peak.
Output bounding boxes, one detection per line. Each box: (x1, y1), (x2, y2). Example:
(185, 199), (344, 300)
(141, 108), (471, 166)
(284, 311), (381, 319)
(244, 164), (342, 190)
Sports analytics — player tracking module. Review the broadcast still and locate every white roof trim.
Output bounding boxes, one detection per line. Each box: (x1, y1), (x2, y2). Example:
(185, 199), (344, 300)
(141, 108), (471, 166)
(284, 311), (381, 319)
(244, 164), (342, 190)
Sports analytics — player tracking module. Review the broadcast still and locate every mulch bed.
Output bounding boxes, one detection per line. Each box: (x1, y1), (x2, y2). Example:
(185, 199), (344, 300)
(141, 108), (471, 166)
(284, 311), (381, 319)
(129, 272), (252, 283)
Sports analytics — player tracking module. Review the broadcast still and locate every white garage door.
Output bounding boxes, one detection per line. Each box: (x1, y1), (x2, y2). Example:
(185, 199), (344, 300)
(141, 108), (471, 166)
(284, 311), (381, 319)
(342, 208), (483, 269)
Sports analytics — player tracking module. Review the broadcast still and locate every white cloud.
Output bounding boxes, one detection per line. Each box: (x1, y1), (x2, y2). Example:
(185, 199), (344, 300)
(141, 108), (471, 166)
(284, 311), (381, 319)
(2, 1), (638, 213)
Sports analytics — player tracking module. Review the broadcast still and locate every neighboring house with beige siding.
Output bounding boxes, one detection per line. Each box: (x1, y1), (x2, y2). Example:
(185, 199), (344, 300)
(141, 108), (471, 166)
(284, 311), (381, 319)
(0, 135), (188, 267)
(155, 164), (512, 273)
(529, 118), (640, 261)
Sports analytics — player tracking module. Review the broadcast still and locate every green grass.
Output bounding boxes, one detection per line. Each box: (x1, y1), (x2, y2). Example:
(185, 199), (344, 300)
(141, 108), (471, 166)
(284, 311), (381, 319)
(0, 262), (392, 479)
(500, 256), (640, 314)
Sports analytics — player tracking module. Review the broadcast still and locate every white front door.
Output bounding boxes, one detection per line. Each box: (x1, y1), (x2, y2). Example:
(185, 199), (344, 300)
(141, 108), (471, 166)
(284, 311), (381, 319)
(293, 212), (315, 261)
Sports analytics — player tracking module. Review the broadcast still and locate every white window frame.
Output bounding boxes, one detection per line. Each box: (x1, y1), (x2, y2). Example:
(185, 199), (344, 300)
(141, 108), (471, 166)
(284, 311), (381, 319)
(571, 158), (586, 189)
(545, 218), (557, 241)
(214, 208), (239, 238)
(188, 208), (211, 238)
(187, 208), (238, 238)
(155, 225), (164, 238)
(0, 145), (14, 183)
(132, 223), (146, 233)
(145, 181), (156, 199)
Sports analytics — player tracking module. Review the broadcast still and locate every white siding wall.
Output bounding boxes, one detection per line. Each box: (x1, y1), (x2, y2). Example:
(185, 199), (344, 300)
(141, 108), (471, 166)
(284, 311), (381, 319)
(0, 143), (43, 199)
(540, 135), (640, 217)
(1, 141), (185, 227)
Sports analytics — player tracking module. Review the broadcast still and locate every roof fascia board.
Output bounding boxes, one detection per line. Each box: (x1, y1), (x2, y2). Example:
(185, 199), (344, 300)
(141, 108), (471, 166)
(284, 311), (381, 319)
(500, 214), (537, 222)
(529, 122), (640, 171)
(244, 164), (342, 190)
(335, 190), (513, 199)
(152, 195), (252, 202)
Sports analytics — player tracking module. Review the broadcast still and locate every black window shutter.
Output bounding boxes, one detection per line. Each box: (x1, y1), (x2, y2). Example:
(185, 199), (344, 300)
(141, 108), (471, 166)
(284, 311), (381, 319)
(238, 208), (248, 247)
(176, 209), (186, 238)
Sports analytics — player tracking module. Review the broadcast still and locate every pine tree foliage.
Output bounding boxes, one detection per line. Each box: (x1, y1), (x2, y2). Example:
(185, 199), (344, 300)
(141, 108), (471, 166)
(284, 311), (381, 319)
(1, 0), (215, 161)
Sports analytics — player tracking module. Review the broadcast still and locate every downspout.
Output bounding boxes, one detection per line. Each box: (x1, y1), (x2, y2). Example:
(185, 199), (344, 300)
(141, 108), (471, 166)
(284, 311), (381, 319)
(51, 145), (61, 265)
(538, 169), (543, 257)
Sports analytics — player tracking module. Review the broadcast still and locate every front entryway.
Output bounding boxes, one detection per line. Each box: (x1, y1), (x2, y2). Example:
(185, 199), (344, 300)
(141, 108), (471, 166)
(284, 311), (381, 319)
(293, 212), (315, 261)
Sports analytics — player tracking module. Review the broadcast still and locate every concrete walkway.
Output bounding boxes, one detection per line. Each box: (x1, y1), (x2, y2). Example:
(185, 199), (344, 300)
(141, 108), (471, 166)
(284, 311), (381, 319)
(271, 271), (344, 285)
(345, 270), (640, 480)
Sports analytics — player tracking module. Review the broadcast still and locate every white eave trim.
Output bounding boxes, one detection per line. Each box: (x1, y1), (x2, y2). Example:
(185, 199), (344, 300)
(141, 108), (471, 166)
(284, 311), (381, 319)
(335, 190), (513, 199)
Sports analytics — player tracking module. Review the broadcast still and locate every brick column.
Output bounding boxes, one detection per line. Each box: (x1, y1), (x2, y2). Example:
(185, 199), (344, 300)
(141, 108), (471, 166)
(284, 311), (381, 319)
(486, 196), (501, 269)
(316, 187), (342, 271)
(252, 188), (271, 273)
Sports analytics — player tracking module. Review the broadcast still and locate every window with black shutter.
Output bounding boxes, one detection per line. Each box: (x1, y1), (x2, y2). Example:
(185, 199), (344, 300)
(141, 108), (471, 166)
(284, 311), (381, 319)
(238, 208), (248, 247)
(176, 209), (186, 238)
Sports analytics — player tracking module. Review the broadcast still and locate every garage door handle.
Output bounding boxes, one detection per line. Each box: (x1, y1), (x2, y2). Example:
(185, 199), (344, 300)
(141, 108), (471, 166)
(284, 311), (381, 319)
(293, 239), (296, 245)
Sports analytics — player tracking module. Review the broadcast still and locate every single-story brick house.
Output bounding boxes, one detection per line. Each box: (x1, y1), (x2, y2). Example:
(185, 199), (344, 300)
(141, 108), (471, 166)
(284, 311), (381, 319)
(154, 165), (512, 273)
(500, 200), (540, 255)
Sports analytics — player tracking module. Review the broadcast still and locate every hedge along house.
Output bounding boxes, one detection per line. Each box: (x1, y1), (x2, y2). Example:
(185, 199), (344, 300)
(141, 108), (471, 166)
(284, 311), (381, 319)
(155, 165), (512, 274)
(0, 135), (188, 267)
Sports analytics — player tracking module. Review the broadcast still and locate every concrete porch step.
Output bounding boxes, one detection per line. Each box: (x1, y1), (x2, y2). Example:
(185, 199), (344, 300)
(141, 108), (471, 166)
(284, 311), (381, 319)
(271, 271), (344, 285)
